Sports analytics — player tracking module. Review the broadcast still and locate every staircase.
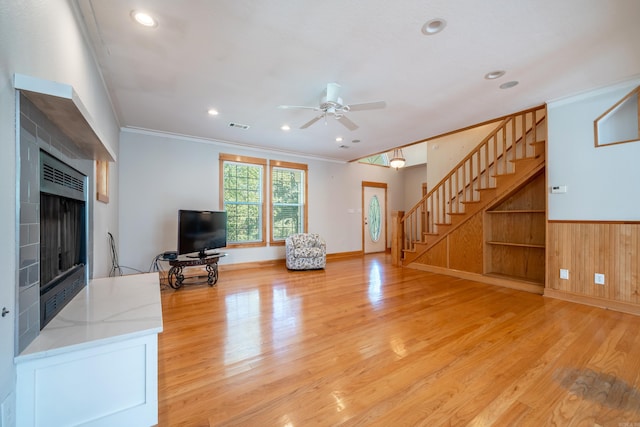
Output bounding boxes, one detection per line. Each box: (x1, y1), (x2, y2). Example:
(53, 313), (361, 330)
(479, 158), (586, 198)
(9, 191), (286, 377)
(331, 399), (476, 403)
(399, 106), (546, 266)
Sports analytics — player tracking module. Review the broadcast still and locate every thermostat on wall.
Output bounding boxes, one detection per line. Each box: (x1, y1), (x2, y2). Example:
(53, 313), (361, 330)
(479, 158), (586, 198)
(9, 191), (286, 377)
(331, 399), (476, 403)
(550, 185), (567, 194)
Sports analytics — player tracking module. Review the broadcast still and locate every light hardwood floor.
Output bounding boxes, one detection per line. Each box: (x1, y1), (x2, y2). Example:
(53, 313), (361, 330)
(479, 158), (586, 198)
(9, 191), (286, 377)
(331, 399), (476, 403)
(157, 254), (640, 426)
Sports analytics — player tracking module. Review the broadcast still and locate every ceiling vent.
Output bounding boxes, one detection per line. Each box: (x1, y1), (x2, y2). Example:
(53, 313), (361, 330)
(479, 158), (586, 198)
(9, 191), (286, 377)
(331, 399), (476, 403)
(228, 122), (250, 130)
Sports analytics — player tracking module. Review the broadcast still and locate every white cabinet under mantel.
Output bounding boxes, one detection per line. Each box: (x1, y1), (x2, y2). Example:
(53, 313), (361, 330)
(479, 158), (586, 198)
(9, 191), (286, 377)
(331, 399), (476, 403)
(15, 273), (163, 427)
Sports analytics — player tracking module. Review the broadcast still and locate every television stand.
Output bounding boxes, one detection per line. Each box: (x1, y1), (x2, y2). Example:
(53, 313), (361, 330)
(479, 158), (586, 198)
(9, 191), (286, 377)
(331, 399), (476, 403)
(167, 253), (226, 289)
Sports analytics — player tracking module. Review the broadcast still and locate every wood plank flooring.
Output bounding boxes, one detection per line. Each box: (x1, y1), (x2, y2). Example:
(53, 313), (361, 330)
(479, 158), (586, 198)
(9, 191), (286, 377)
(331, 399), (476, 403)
(157, 254), (640, 426)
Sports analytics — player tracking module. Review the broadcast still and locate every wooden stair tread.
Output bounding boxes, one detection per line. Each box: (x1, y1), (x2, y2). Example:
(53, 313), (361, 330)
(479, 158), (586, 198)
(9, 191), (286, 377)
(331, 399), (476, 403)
(491, 172), (516, 178)
(511, 155), (543, 163)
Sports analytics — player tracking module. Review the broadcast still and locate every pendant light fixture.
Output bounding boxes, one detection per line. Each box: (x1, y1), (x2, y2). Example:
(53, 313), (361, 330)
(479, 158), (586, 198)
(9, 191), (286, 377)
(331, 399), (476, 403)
(389, 148), (406, 169)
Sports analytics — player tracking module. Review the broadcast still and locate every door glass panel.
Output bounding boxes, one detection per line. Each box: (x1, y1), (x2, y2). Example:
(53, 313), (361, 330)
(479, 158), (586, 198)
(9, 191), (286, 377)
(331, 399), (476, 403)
(369, 195), (381, 242)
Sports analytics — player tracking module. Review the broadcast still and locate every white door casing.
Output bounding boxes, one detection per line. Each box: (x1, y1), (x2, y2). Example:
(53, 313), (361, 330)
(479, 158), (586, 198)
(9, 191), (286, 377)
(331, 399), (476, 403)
(362, 183), (387, 254)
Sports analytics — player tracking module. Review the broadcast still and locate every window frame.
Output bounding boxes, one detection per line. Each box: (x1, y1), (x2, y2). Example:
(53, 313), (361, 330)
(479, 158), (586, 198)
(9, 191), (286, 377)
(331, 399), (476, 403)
(594, 85), (640, 147)
(219, 153), (267, 248)
(269, 160), (308, 246)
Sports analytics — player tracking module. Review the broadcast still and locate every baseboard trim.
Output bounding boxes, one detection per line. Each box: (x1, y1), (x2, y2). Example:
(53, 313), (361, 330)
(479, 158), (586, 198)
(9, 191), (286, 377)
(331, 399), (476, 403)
(327, 251), (363, 260)
(219, 259), (286, 271)
(544, 289), (640, 316)
(216, 251), (363, 272)
(407, 263), (545, 295)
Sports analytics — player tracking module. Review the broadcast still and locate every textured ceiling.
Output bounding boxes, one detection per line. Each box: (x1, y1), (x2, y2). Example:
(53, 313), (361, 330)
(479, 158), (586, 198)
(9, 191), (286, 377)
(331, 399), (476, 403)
(76, 0), (640, 162)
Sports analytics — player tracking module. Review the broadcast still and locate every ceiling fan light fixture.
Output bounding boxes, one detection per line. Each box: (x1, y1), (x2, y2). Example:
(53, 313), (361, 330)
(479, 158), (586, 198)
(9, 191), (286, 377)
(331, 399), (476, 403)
(389, 149), (406, 169)
(421, 18), (447, 35)
(131, 10), (157, 28)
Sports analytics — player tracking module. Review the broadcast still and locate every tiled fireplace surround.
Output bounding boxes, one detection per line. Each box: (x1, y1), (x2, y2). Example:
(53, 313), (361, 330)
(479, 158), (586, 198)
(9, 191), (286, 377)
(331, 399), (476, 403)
(17, 94), (94, 353)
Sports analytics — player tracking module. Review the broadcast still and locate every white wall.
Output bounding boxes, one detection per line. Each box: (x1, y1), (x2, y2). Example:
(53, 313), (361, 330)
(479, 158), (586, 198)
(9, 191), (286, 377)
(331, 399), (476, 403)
(547, 78), (640, 221)
(0, 0), (120, 418)
(118, 129), (405, 271)
(92, 160), (120, 278)
(402, 164), (427, 212)
(426, 123), (499, 190)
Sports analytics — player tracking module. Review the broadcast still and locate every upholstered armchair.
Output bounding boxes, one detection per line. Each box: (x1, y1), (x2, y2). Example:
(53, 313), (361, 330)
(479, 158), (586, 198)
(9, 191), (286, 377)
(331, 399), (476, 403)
(285, 233), (326, 270)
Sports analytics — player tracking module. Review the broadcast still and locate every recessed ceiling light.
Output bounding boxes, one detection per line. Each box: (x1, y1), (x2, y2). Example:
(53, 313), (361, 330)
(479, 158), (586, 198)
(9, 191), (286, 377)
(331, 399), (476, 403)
(485, 70), (506, 80)
(499, 81), (519, 89)
(281, 124), (290, 131)
(421, 18), (447, 35)
(336, 137), (343, 142)
(131, 10), (157, 28)
(207, 108), (219, 116)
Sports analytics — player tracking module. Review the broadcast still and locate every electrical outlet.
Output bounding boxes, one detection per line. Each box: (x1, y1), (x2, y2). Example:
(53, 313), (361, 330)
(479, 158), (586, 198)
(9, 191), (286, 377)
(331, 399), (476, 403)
(560, 269), (569, 280)
(595, 273), (605, 285)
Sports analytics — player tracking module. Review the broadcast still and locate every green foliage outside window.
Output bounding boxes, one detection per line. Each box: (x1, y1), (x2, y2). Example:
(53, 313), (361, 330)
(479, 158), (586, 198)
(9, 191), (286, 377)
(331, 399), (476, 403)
(272, 167), (305, 240)
(223, 162), (263, 243)
(358, 153), (389, 166)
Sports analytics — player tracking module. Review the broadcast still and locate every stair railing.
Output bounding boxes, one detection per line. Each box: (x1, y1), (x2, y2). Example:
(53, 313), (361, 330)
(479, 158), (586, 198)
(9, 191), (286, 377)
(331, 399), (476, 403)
(400, 106), (545, 255)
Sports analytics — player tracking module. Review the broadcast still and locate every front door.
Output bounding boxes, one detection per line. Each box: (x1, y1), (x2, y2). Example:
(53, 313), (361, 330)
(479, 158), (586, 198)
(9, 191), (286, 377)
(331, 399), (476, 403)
(362, 182), (387, 254)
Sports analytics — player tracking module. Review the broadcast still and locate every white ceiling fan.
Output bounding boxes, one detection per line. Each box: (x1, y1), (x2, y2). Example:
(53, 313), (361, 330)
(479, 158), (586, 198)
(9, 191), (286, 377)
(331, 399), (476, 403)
(278, 83), (386, 131)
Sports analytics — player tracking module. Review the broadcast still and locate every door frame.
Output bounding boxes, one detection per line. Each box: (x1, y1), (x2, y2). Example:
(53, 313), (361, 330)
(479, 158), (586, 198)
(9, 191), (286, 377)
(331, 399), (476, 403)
(362, 181), (388, 253)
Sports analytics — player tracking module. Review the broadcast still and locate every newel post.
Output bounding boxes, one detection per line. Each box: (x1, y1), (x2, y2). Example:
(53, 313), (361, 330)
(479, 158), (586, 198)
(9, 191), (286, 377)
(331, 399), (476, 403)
(391, 210), (404, 266)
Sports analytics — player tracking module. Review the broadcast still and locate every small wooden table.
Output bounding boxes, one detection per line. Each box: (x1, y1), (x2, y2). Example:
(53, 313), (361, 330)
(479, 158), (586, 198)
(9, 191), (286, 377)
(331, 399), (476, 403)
(167, 253), (226, 289)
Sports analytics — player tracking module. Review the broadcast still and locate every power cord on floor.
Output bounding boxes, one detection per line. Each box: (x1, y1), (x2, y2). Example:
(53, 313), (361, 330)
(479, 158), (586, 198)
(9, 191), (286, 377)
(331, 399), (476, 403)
(107, 232), (146, 276)
(149, 253), (167, 274)
(108, 232), (123, 277)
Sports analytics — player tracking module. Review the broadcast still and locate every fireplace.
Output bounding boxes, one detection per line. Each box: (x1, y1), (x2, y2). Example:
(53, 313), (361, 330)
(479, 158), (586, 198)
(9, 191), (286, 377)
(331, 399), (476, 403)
(39, 151), (87, 328)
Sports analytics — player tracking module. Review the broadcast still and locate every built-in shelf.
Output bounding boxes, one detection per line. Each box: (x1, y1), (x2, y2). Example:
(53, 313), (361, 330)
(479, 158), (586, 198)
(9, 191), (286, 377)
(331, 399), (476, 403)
(484, 171), (546, 284)
(485, 272), (545, 287)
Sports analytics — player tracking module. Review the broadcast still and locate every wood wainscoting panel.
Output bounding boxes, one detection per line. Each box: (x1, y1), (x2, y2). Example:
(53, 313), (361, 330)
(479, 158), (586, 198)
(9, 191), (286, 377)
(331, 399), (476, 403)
(413, 237), (448, 268)
(547, 221), (640, 307)
(449, 211), (483, 274)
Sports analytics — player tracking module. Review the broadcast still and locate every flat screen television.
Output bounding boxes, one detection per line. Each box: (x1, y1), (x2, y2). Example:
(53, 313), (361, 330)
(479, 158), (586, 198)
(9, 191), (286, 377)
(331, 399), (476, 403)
(178, 210), (227, 258)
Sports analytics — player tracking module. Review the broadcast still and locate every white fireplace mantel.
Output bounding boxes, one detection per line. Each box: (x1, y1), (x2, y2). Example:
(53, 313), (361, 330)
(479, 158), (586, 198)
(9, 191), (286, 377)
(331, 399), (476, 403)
(14, 73), (116, 162)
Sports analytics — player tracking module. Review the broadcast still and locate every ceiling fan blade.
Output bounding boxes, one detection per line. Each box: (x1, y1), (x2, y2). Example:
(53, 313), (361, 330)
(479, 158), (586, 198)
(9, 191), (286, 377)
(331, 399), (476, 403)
(346, 100), (386, 111)
(278, 105), (321, 111)
(325, 83), (341, 104)
(300, 115), (323, 129)
(337, 115), (358, 131)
